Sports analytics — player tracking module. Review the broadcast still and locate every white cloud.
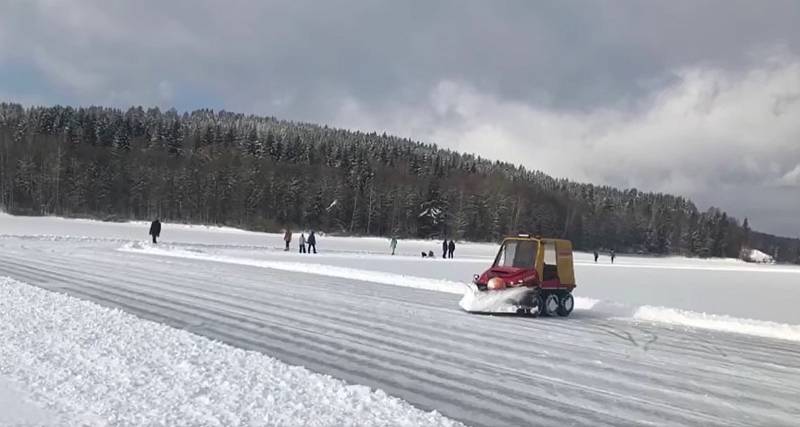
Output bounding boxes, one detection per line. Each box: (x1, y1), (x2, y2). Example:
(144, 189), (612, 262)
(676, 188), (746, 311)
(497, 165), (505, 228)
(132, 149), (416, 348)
(31, 49), (107, 93)
(1, 1), (798, 234)
(779, 165), (800, 187)
(334, 53), (800, 234)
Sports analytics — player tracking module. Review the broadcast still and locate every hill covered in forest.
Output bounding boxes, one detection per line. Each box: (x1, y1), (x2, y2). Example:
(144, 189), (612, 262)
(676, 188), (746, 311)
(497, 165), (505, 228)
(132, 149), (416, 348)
(1, 102), (797, 263)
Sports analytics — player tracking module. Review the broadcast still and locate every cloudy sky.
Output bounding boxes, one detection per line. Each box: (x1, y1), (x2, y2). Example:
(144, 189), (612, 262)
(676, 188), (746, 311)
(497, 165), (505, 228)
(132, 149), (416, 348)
(1, 0), (799, 236)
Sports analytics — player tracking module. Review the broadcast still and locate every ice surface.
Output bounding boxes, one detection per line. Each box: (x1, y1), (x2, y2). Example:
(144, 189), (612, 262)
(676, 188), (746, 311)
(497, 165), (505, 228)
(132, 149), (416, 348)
(121, 243), (800, 342)
(0, 277), (462, 427)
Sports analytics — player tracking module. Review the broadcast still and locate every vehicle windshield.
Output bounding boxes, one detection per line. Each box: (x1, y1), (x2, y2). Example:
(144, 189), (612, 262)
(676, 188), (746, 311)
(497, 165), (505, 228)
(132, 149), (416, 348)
(494, 240), (537, 269)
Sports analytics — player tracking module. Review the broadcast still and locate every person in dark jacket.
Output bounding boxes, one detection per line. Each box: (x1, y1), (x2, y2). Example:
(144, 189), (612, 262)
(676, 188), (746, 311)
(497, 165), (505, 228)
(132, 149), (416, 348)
(593, 250), (599, 263)
(149, 219), (161, 244)
(283, 229), (292, 251)
(448, 240), (455, 259)
(610, 249), (616, 264)
(442, 239), (448, 258)
(307, 231), (317, 254)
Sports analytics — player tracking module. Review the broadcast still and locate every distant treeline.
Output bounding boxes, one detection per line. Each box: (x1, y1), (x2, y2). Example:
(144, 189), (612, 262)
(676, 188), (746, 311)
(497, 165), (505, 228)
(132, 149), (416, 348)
(0, 102), (797, 263)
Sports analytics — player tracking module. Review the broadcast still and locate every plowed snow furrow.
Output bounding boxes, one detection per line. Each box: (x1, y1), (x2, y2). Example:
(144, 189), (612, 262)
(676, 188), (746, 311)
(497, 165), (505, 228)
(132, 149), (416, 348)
(1, 241), (799, 427)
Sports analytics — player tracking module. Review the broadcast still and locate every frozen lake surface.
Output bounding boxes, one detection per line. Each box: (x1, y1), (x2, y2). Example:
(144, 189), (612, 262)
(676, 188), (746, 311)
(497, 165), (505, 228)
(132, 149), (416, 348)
(2, 213), (800, 426)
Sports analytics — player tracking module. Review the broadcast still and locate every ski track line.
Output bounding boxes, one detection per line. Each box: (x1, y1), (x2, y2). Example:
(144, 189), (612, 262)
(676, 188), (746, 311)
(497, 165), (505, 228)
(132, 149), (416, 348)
(0, 254), (712, 426)
(119, 245), (800, 343)
(1, 256), (619, 427)
(130, 250), (800, 366)
(24, 248), (800, 399)
(6, 246), (800, 386)
(11, 247), (800, 387)
(3, 246), (796, 426)
(14, 254), (800, 424)
(11, 250), (784, 418)
(1, 241), (800, 426)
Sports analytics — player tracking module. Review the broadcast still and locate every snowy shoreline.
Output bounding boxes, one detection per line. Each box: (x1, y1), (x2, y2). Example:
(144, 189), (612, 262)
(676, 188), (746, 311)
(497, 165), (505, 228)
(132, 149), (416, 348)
(4, 212), (796, 267)
(0, 277), (463, 427)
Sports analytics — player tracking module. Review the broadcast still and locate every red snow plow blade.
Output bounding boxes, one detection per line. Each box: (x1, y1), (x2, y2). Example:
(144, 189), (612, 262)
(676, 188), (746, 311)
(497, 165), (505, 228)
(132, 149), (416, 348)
(459, 282), (540, 315)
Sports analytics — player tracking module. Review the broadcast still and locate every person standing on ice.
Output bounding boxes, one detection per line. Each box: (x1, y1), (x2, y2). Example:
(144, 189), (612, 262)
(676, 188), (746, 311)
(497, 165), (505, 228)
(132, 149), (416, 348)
(593, 250), (599, 263)
(283, 229), (292, 251)
(307, 231), (317, 254)
(299, 233), (307, 253)
(149, 219), (161, 244)
(448, 240), (455, 259)
(442, 238), (448, 258)
(390, 237), (398, 255)
(610, 249), (616, 264)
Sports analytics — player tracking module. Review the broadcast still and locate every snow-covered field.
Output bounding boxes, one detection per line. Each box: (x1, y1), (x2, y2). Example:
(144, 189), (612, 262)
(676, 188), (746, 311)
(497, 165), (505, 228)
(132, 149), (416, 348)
(0, 277), (459, 426)
(2, 213), (800, 426)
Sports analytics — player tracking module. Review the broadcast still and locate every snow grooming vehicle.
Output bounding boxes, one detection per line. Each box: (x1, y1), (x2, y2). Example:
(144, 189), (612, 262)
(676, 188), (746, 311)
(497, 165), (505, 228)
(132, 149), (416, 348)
(460, 234), (576, 317)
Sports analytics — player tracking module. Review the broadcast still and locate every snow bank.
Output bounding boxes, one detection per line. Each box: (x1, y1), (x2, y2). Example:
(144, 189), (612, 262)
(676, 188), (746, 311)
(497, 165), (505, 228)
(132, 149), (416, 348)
(120, 244), (800, 342)
(743, 248), (776, 264)
(633, 306), (800, 341)
(0, 277), (463, 427)
(576, 299), (800, 341)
